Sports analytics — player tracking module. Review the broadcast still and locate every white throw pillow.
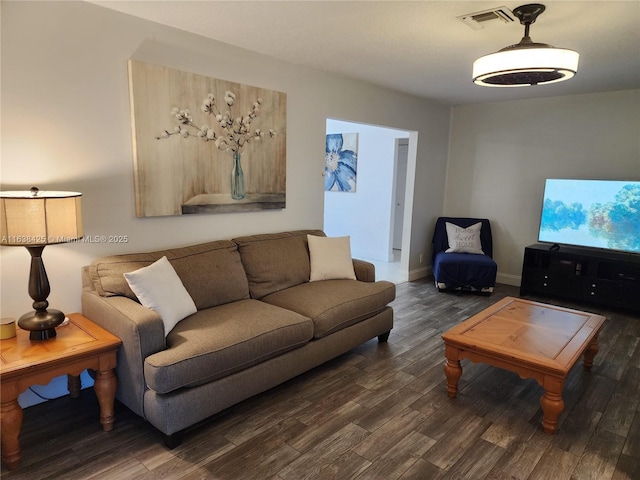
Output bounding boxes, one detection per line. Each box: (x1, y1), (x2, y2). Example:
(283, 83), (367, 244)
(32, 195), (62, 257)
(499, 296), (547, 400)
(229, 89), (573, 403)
(124, 256), (197, 336)
(445, 222), (485, 254)
(308, 235), (357, 281)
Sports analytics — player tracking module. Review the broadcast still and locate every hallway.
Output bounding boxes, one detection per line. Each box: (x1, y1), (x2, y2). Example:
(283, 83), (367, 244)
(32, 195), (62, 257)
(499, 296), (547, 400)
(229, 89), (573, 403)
(359, 249), (407, 285)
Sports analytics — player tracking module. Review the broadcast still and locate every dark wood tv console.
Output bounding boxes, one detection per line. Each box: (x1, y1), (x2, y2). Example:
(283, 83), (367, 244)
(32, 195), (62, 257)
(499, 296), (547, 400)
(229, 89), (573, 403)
(520, 244), (640, 312)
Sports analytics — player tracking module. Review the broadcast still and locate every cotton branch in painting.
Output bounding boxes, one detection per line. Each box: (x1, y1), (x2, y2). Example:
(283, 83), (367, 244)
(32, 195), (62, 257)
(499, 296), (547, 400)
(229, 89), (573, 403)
(156, 90), (277, 199)
(157, 91), (276, 153)
(325, 133), (357, 192)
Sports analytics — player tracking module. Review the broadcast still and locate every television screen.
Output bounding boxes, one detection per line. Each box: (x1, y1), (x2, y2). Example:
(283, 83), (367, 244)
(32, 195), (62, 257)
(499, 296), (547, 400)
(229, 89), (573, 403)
(538, 179), (640, 254)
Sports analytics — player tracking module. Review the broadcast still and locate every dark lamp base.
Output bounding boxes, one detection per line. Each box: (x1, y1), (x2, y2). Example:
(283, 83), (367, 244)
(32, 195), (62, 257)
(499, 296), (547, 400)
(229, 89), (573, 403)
(18, 309), (65, 341)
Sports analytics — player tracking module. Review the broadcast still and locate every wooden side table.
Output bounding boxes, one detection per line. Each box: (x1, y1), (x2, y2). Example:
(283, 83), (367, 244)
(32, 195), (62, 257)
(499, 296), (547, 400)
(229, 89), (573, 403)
(0, 313), (121, 470)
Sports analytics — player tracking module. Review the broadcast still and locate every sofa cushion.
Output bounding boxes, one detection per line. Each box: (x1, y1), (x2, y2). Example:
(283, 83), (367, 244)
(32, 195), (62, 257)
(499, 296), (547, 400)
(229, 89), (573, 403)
(308, 234), (356, 281)
(262, 279), (396, 339)
(233, 230), (325, 299)
(124, 256), (197, 336)
(144, 299), (313, 394)
(88, 240), (250, 310)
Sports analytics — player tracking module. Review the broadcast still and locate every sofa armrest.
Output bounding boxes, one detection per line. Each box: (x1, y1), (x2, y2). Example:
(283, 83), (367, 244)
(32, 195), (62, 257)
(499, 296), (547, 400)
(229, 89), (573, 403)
(81, 289), (166, 418)
(353, 259), (375, 282)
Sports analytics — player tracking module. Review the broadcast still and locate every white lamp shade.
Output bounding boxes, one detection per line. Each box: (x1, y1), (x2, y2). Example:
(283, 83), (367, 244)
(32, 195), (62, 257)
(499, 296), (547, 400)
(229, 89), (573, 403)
(0, 191), (83, 245)
(473, 47), (580, 87)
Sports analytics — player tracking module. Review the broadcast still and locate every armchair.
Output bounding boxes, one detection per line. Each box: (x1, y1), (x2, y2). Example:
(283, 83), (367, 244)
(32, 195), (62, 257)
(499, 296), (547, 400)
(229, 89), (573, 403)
(431, 217), (497, 294)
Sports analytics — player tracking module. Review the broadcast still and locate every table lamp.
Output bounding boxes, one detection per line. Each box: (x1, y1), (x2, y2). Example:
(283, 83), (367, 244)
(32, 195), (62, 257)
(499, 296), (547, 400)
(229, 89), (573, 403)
(0, 187), (83, 340)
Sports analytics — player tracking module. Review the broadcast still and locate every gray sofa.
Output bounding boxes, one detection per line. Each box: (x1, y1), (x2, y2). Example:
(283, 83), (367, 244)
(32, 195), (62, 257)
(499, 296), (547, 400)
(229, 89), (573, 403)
(81, 230), (395, 447)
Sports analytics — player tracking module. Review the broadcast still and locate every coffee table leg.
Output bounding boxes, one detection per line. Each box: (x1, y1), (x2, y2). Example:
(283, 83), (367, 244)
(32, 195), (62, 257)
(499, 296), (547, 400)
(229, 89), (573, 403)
(444, 358), (463, 398)
(583, 336), (599, 371)
(540, 389), (564, 434)
(1, 399), (23, 470)
(94, 368), (117, 432)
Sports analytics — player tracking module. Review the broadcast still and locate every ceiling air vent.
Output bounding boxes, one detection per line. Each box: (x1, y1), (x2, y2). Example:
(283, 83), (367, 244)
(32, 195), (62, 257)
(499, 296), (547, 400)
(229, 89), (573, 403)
(458, 6), (516, 30)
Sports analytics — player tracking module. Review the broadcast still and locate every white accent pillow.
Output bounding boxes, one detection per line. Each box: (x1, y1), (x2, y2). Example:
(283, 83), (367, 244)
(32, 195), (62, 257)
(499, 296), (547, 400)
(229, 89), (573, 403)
(308, 235), (357, 281)
(445, 222), (485, 254)
(124, 256), (197, 336)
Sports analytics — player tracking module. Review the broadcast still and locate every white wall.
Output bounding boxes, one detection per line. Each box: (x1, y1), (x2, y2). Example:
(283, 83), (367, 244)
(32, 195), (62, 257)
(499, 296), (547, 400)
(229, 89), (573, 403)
(0, 0), (451, 404)
(324, 120), (410, 262)
(446, 89), (640, 285)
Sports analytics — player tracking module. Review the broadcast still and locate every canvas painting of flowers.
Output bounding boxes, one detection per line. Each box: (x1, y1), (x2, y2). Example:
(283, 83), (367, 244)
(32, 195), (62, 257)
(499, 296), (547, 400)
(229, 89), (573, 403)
(128, 60), (286, 217)
(325, 133), (358, 192)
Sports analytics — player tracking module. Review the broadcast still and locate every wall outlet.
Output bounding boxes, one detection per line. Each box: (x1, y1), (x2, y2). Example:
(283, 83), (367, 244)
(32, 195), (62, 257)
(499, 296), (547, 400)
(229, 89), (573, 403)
(419, 253), (424, 264)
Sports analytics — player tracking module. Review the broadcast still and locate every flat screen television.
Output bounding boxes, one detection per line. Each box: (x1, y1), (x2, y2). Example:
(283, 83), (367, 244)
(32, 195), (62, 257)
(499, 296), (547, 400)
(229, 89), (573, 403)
(538, 179), (640, 254)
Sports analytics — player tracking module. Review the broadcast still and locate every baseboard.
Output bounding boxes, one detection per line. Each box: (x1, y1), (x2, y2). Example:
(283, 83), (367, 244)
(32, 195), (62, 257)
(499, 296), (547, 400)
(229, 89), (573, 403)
(497, 272), (521, 287)
(408, 265), (431, 282)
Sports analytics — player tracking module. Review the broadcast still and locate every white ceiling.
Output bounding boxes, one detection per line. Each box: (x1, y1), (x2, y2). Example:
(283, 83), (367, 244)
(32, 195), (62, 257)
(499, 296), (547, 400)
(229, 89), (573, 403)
(91, 1), (640, 106)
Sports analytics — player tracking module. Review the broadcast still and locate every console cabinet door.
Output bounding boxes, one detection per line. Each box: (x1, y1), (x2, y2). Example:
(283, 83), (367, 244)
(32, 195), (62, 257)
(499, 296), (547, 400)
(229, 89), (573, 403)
(579, 278), (620, 304)
(527, 269), (573, 296)
(620, 283), (640, 309)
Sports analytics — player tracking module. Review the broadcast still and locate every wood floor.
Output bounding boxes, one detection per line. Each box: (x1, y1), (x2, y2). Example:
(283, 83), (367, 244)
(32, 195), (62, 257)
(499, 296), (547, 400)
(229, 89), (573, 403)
(2, 279), (639, 479)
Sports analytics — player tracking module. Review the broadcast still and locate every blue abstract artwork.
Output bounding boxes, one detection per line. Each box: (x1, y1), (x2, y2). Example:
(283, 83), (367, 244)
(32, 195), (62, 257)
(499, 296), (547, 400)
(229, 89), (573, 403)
(325, 133), (358, 192)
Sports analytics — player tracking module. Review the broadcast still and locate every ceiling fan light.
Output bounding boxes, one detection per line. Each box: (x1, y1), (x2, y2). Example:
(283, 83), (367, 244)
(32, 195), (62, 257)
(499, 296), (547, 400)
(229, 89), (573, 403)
(472, 3), (579, 88)
(473, 47), (579, 87)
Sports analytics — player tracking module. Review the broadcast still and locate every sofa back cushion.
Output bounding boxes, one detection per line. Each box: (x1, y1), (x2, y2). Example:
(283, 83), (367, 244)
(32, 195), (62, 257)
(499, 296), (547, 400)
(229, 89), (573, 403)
(233, 230), (325, 299)
(88, 240), (250, 310)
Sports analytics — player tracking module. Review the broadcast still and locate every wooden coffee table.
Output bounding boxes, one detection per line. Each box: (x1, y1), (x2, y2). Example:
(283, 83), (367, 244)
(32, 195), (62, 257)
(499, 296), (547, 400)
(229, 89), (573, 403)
(0, 313), (121, 470)
(442, 296), (605, 434)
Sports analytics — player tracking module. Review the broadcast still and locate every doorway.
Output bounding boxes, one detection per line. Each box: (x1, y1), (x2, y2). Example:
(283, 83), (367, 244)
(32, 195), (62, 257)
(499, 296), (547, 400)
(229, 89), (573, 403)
(393, 139), (409, 252)
(323, 119), (415, 284)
